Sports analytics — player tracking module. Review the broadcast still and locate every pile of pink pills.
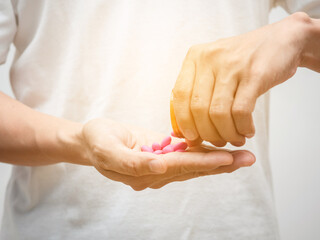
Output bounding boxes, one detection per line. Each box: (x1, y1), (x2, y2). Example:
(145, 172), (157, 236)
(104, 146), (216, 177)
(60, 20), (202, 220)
(141, 136), (188, 154)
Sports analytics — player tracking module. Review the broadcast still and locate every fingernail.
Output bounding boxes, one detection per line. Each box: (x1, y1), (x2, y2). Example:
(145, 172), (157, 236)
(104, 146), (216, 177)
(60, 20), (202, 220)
(160, 136), (172, 149)
(245, 133), (254, 138)
(232, 151), (255, 166)
(149, 160), (166, 173)
(184, 129), (197, 141)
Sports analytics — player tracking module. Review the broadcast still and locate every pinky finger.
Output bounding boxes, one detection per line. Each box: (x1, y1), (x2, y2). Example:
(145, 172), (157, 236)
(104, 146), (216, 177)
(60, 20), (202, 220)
(232, 81), (258, 138)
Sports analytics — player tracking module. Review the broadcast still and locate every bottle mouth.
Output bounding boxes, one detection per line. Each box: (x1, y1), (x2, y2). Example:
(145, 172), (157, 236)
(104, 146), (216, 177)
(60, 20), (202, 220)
(170, 92), (184, 138)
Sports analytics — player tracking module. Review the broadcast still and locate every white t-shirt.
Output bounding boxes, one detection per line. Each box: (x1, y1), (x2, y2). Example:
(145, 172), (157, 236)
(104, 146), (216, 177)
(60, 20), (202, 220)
(0, 0), (319, 239)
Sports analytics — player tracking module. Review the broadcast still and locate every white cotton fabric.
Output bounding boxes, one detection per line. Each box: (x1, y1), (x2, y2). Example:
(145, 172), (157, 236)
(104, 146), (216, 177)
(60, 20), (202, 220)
(0, 0), (318, 239)
(275, 0), (320, 17)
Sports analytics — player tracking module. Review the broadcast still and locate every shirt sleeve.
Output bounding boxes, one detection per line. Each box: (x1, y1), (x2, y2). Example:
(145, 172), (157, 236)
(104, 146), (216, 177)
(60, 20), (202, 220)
(0, 0), (17, 65)
(274, 0), (320, 18)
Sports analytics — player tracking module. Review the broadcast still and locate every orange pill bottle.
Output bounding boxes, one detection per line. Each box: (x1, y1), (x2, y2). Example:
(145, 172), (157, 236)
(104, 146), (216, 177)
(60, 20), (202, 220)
(170, 92), (184, 138)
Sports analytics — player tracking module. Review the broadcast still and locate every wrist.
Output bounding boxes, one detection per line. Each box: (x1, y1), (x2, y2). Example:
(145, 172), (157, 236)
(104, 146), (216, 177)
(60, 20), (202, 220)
(55, 121), (91, 166)
(283, 12), (312, 67)
(37, 117), (91, 166)
(292, 12), (320, 70)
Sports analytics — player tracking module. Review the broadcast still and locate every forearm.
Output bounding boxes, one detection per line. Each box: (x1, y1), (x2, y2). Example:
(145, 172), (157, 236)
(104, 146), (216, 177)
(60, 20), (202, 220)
(299, 13), (320, 72)
(0, 91), (90, 166)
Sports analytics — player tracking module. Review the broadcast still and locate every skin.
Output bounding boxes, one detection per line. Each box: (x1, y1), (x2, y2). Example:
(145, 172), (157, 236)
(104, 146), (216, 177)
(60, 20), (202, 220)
(2, 12), (319, 191)
(83, 119), (254, 190)
(0, 92), (255, 191)
(172, 12), (320, 147)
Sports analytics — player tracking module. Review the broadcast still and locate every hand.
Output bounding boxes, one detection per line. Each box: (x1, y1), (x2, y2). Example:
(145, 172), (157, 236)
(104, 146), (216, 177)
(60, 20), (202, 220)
(172, 12), (311, 147)
(81, 118), (255, 190)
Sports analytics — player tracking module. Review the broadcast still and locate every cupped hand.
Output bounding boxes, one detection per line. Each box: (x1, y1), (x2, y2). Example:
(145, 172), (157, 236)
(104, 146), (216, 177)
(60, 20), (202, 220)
(82, 118), (255, 190)
(172, 12), (310, 146)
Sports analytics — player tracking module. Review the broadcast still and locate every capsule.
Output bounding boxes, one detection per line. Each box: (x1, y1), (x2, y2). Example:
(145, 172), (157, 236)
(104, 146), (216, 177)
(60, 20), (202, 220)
(141, 145), (153, 153)
(152, 143), (161, 151)
(160, 136), (172, 149)
(175, 149), (186, 152)
(171, 131), (177, 137)
(154, 150), (163, 155)
(162, 145), (174, 154)
(173, 142), (188, 151)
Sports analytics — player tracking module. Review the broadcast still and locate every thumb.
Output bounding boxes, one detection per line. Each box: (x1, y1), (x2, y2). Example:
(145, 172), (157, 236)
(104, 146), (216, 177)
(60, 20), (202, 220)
(185, 137), (203, 147)
(93, 145), (168, 176)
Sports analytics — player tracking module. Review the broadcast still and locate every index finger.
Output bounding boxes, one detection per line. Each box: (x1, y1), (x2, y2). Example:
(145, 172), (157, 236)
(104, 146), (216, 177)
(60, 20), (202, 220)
(96, 149), (236, 190)
(172, 59), (199, 141)
(160, 150), (234, 175)
(149, 150), (256, 189)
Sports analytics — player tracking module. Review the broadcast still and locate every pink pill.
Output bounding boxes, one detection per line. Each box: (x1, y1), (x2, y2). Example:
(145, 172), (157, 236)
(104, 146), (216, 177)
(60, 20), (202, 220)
(152, 143), (161, 151)
(171, 131), (177, 137)
(173, 142), (188, 151)
(141, 145), (153, 153)
(154, 150), (163, 155)
(162, 144), (174, 154)
(175, 149), (186, 152)
(160, 136), (172, 149)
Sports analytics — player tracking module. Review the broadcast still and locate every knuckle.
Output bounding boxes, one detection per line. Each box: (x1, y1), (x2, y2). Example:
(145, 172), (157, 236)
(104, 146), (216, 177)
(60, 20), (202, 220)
(91, 143), (104, 156)
(248, 65), (263, 78)
(197, 48), (208, 60)
(187, 44), (208, 60)
(187, 45), (200, 56)
(190, 97), (207, 115)
(232, 104), (251, 118)
(291, 12), (311, 23)
(209, 104), (230, 120)
(248, 68), (267, 87)
(172, 88), (189, 100)
(224, 155), (234, 165)
(128, 160), (142, 177)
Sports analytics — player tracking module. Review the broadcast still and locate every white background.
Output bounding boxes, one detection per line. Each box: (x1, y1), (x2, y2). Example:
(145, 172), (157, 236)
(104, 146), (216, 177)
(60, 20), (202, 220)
(0, 7), (319, 240)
